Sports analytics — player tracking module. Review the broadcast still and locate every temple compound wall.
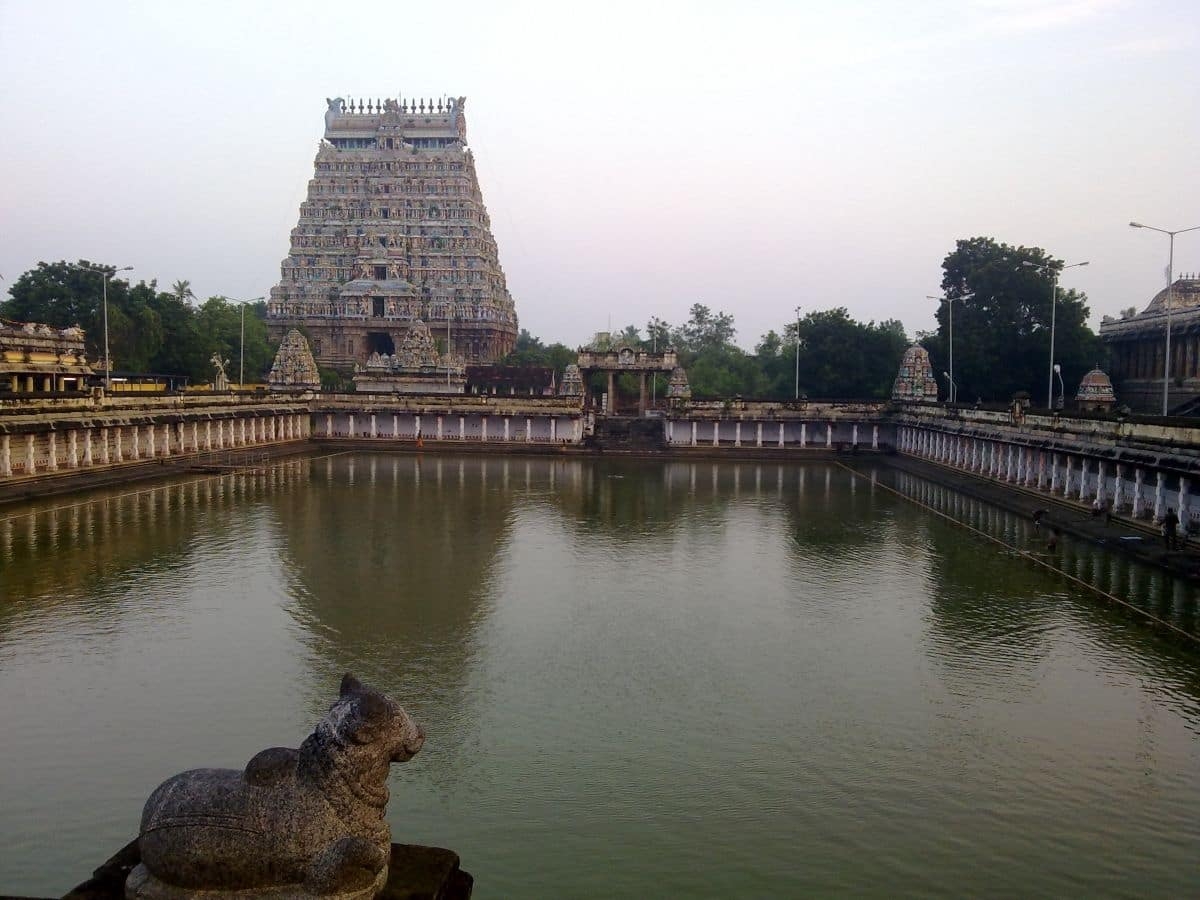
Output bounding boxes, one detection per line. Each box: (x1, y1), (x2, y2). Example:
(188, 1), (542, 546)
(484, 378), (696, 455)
(663, 400), (894, 449)
(266, 96), (519, 372)
(0, 394), (311, 480)
(893, 403), (1200, 531)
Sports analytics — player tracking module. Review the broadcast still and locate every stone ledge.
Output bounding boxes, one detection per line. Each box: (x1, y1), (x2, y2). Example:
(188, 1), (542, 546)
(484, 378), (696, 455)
(3, 841), (471, 900)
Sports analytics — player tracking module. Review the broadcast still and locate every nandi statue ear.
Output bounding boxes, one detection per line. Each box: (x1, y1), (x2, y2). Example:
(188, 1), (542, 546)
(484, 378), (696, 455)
(340, 673), (363, 696)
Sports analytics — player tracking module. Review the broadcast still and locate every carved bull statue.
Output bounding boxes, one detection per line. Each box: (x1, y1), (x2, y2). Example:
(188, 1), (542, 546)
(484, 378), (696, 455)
(126, 674), (425, 899)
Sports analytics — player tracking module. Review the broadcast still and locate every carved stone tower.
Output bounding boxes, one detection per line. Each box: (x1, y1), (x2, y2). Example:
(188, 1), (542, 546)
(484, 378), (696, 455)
(267, 96), (519, 370)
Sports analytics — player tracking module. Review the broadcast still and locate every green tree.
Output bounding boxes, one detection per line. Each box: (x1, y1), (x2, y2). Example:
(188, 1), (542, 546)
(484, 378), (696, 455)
(927, 237), (1102, 404)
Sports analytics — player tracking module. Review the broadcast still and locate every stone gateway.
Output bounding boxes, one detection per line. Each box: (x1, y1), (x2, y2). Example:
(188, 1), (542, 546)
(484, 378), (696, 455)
(126, 675), (425, 900)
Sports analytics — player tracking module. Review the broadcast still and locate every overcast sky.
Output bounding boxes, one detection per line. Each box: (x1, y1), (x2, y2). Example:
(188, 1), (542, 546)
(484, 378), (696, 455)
(2, 0), (1197, 350)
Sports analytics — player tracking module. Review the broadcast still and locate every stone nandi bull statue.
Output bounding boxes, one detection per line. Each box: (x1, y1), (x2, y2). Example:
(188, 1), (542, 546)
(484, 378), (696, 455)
(127, 675), (425, 899)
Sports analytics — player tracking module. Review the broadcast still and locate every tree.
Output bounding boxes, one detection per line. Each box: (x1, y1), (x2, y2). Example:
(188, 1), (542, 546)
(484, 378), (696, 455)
(927, 237), (1103, 404)
(171, 280), (195, 304)
(788, 308), (908, 399)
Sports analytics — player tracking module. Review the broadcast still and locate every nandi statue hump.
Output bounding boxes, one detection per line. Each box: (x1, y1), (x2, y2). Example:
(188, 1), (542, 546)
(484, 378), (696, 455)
(126, 675), (425, 900)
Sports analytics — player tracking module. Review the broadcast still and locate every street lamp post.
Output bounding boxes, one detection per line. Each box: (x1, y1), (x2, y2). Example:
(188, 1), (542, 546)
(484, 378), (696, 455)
(1021, 259), (1089, 409)
(794, 306), (802, 400)
(83, 264), (132, 390)
(1053, 364), (1065, 410)
(234, 297), (264, 388)
(927, 293), (971, 404)
(1129, 221), (1200, 416)
(650, 317), (662, 408)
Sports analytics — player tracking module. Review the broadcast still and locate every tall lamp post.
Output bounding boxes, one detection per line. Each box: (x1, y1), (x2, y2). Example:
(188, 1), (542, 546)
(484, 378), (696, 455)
(1129, 221), (1200, 416)
(794, 305), (802, 399)
(234, 296), (264, 388)
(927, 293), (971, 404)
(83, 264), (133, 390)
(1021, 259), (1089, 409)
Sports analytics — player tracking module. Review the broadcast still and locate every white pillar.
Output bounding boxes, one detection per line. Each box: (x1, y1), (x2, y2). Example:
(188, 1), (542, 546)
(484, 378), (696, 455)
(348, 414), (356, 437)
(734, 422), (742, 447)
(1112, 465), (1125, 511)
(46, 433), (58, 471)
(370, 414), (377, 438)
(525, 418), (532, 442)
(25, 434), (36, 473)
(872, 425), (879, 451)
(1154, 471), (1165, 521)
(101, 427), (111, 464)
(1063, 456), (1073, 497)
(482, 417), (488, 441)
(437, 415), (444, 440)
(146, 425), (156, 458)
(756, 422), (763, 447)
(459, 416), (465, 440)
(324, 414), (333, 437)
(114, 428), (124, 462)
(130, 425), (141, 460)
(68, 430), (78, 468)
(1133, 468), (1145, 517)
(825, 423), (832, 448)
(550, 417), (557, 442)
(0, 434), (10, 477)
(713, 421), (720, 447)
(503, 417), (510, 441)
(778, 422), (785, 448)
(1078, 458), (1090, 502)
(83, 430), (93, 467)
(192, 421), (199, 450)
(800, 423), (807, 448)
(692, 421), (697, 446)
(1050, 454), (1059, 492)
(1095, 462), (1106, 504)
(239, 418), (247, 446)
(1179, 477), (1191, 533)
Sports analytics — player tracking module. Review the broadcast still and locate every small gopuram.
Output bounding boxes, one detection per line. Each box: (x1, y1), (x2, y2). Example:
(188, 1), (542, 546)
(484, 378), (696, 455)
(0, 321), (93, 393)
(268, 329), (321, 391)
(1100, 275), (1200, 413)
(352, 319), (465, 393)
(1075, 366), (1117, 413)
(575, 345), (679, 415)
(267, 95), (519, 372)
(891, 344), (939, 402)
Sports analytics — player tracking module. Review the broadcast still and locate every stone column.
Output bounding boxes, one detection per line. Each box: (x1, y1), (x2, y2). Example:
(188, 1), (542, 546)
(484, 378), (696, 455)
(46, 432), (59, 471)
(1, 434), (10, 477)
(324, 414), (332, 437)
(1063, 456), (1073, 497)
(370, 414), (377, 438)
(414, 415), (421, 439)
(1133, 468), (1145, 517)
(970, 439), (978, 472)
(101, 427), (111, 464)
(1095, 462), (1106, 504)
(1112, 465), (1125, 511)
(1078, 458), (1089, 502)
(192, 422), (199, 451)
(482, 417), (489, 441)
(130, 426), (141, 460)
(147, 425), (156, 458)
(1049, 454), (1059, 492)
(1154, 471), (1165, 521)
(638, 372), (647, 416)
(550, 418), (557, 442)
(25, 434), (36, 473)
(852, 424), (859, 447)
(114, 428), (124, 463)
(574, 419), (582, 442)
(239, 419), (247, 446)
(778, 423), (785, 447)
(734, 422), (742, 447)
(607, 372), (615, 413)
(459, 416), (465, 439)
(691, 421), (698, 447)
(525, 418), (532, 442)
(825, 424), (832, 448)
(68, 430), (78, 468)
(83, 430), (93, 467)
(711, 420), (719, 447)
(1179, 477), (1191, 532)
(872, 425), (879, 450)
(756, 422), (763, 447)
(348, 414), (355, 437)
(503, 418), (510, 441)
(800, 423), (807, 448)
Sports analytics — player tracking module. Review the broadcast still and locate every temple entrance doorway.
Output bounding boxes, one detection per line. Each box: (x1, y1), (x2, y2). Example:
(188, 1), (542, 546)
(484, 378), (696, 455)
(367, 332), (395, 356)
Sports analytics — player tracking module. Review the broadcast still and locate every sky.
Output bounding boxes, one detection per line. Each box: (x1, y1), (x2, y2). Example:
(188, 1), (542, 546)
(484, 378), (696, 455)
(2, 0), (1198, 351)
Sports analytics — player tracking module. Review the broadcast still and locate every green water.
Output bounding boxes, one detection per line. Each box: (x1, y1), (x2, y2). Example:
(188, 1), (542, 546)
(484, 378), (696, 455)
(1, 454), (1198, 897)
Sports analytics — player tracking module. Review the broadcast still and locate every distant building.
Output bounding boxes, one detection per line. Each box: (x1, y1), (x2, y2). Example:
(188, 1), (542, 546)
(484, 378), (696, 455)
(1100, 275), (1200, 413)
(465, 365), (555, 396)
(1075, 367), (1116, 413)
(0, 321), (92, 393)
(267, 96), (519, 372)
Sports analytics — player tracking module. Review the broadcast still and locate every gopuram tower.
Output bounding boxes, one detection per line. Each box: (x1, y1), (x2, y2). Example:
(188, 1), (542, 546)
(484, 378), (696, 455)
(267, 96), (519, 370)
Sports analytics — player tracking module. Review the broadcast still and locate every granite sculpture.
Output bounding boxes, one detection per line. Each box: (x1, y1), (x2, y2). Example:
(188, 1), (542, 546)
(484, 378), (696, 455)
(126, 674), (425, 900)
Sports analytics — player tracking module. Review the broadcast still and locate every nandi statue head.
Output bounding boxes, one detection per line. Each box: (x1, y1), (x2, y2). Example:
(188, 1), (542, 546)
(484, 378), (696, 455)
(127, 674), (424, 900)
